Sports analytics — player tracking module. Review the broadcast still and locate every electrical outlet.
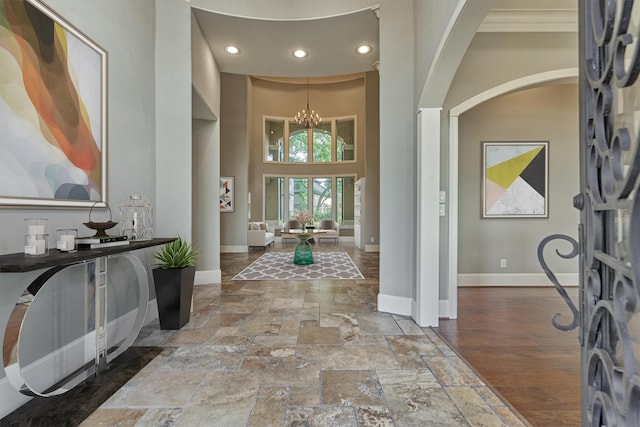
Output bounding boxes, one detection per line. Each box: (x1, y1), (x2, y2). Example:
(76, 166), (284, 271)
(500, 259), (507, 269)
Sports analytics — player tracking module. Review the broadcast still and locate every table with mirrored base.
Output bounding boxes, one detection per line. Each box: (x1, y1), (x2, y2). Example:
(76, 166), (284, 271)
(0, 238), (173, 397)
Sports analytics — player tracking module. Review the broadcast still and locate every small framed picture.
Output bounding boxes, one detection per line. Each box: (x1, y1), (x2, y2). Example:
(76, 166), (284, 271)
(219, 176), (234, 212)
(482, 141), (548, 218)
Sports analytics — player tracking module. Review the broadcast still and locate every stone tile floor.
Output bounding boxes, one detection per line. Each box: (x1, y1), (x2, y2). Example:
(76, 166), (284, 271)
(80, 277), (529, 426)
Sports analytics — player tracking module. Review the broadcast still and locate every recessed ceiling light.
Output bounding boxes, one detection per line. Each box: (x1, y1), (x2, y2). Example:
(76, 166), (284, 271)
(224, 45), (240, 54)
(357, 45), (372, 54)
(292, 49), (308, 58)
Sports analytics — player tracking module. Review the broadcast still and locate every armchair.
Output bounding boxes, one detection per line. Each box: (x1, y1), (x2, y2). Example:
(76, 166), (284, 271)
(281, 220), (302, 243)
(317, 220), (339, 244)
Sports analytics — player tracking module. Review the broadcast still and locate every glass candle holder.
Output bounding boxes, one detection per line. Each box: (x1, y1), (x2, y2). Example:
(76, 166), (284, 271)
(56, 229), (78, 252)
(25, 218), (48, 236)
(24, 234), (49, 257)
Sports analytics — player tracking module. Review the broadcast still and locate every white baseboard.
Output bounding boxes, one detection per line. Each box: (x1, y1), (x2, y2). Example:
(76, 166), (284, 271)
(377, 293), (412, 316)
(0, 377), (31, 419)
(365, 244), (380, 252)
(195, 269), (221, 285)
(457, 273), (578, 287)
(220, 245), (247, 253)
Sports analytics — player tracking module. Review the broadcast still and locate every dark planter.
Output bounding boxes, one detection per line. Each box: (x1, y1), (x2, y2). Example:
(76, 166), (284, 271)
(152, 265), (196, 330)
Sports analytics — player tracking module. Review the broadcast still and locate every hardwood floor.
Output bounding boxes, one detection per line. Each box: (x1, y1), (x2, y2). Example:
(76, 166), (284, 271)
(436, 287), (582, 427)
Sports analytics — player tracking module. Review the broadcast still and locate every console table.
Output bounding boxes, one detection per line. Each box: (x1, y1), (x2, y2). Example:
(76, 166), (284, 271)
(0, 238), (173, 397)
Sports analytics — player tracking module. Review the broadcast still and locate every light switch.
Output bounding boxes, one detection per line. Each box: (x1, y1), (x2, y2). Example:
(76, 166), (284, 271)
(439, 204), (446, 216)
(439, 191), (446, 203)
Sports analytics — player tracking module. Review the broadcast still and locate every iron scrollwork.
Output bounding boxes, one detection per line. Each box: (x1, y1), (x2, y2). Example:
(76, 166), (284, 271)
(537, 234), (580, 331)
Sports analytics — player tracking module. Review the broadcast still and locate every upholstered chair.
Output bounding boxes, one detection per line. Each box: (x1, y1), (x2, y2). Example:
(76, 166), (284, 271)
(317, 220), (339, 244)
(282, 220), (303, 243)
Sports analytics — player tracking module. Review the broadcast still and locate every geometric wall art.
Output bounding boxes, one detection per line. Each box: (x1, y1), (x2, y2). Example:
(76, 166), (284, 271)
(482, 141), (548, 218)
(0, 0), (107, 207)
(219, 176), (234, 212)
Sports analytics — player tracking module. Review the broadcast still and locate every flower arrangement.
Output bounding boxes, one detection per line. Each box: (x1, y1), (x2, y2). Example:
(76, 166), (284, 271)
(295, 211), (314, 227)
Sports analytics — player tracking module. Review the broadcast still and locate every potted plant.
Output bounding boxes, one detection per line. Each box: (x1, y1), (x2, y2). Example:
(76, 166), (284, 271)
(152, 237), (198, 330)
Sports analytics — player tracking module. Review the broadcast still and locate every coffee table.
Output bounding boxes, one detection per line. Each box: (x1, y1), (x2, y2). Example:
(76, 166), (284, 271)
(287, 230), (327, 265)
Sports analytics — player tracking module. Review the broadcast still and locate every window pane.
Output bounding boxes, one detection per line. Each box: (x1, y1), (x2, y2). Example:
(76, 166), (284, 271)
(264, 177), (284, 224)
(312, 122), (332, 162)
(337, 118), (355, 161)
(312, 178), (332, 221)
(289, 178), (308, 218)
(289, 122), (308, 162)
(337, 177), (355, 225)
(265, 119), (284, 162)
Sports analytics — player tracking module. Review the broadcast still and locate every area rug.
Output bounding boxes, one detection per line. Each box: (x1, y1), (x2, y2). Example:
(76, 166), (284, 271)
(232, 251), (364, 280)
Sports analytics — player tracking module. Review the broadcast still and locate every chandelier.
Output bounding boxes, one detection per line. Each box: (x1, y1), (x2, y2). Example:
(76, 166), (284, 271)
(294, 80), (322, 129)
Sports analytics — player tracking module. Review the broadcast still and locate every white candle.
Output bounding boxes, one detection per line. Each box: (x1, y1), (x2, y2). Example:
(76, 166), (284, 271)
(28, 225), (45, 235)
(34, 239), (45, 255)
(57, 234), (75, 251)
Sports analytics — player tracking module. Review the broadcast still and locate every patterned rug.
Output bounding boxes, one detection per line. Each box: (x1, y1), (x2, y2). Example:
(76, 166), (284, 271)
(232, 251), (364, 280)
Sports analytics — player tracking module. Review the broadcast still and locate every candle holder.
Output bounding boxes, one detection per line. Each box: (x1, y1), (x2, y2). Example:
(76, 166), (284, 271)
(119, 195), (153, 241)
(25, 218), (47, 236)
(24, 234), (49, 257)
(56, 229), (78, 252)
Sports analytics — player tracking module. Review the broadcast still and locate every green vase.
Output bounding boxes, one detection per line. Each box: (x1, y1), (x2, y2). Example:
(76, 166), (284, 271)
(294, 238), (313, 265)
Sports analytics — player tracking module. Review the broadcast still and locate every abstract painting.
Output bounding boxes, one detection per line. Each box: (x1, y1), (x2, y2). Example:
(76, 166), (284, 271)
(482, 142), (548, 218)
(0, 0), (107, 207)
(219, 176), (234, 212)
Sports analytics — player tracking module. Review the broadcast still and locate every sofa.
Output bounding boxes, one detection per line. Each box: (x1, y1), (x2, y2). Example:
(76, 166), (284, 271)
(248, 222), (275, 249)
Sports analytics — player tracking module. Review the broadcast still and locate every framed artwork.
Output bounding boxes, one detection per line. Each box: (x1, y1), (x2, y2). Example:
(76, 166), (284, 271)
(219, 176), (234, 212)
(482, 141), (548, 218)
(0, 0), (108, 207)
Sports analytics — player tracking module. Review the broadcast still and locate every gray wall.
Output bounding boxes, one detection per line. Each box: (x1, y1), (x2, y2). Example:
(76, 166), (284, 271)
(191, 11), (221, 274)
(458, 84), (579, 275)
(0, 0), (161, 417)
(0, 0), (157, 256)
(219, 73), (250, 248)
(379, 0), (416, 300)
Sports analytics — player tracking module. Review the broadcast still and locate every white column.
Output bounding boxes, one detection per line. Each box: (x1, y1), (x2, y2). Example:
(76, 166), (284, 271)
(415, 108), (441, 326)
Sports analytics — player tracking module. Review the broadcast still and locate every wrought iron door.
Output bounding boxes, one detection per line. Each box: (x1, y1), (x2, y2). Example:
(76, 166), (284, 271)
(541, 1), (640, 425)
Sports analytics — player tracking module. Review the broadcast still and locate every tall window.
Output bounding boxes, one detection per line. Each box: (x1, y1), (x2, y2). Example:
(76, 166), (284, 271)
(312, 122), (332, 162)
(265, 175), (355, 226)
(289, 122), (308, 163)
(312, 178), (332, 220)
(264, 177), (284, 224)
(265, 116), (356, 163)
(288, 178), (308, 218)
(337, 176), (355, 225)
(265, 119), (284, 161)
(337, 119), (355, 161)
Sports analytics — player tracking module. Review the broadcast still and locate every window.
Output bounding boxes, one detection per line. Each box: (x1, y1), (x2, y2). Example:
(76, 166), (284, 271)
(264, 175), (355, 226)
(312, 122), (332, 162)
(264, 119), (284, 162)
(264, 177), (284, 224)
(337, 119), (355, 161)
(264, 116), (356, 163)
(337, 176), (355, 225)
(288, 178), (308, 218)
(312, 178), (332, 220)
(288, 122), (308, 163)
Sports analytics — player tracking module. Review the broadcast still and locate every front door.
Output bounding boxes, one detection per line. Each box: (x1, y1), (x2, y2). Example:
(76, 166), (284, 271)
(578, 1), (640, 425)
